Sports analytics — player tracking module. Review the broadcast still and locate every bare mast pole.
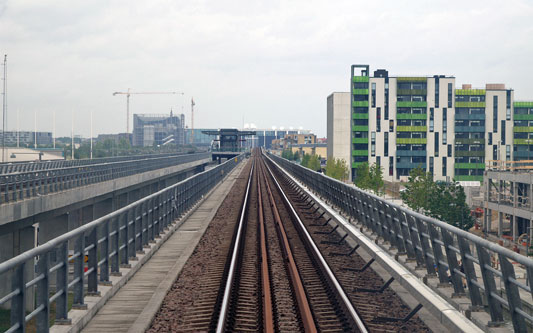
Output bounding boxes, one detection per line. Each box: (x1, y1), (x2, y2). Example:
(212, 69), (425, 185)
(190, 98), (195, 145)
(2, 55), (7, 162)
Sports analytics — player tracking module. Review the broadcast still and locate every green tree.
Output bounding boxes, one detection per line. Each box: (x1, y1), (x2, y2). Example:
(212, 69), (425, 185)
(428, 182), (474, 231)
(354, 162), (371, 190)
(325, 158), (349, 181)
(293, 151), (300, 161)
(301, 152), (311, 167)
(307, 154), (321, 171)
(369, 163), (384, 195)
(401, 167), (434, 213)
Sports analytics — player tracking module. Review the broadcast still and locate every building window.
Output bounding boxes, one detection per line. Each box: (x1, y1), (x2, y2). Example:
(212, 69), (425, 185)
(442, 157), (447, 177)
(506, 90), (511, 120)
(447, 144), (452, 157)
(501, 120), (505, 145)
(371, 82), (376, 108)
(435, 78), (440, 108)
(435, 132), (439, 157)
(384, 132), (389, 157)
(430, 107), (434, 132)
(493, 145), (498, 160)
(493, 95), (498, 132)
(443, 131), (447, 145)
(389, 156), (393, 176)
(429, 156), (434, 174)
(389, 120), (394, 132)
(377, 107), (381, 132)
(506, 145), (510, 161)
(488, 132), (492, 145)
(376, 156), (381, 167)
(448, 83), (452, 108)
(371, 131), (376, 157)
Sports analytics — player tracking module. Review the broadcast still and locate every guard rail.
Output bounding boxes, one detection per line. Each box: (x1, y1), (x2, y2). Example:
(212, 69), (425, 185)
(0, 154), (244, 333)
(0, 153), (211, 205)
(269, 152), (533, 332)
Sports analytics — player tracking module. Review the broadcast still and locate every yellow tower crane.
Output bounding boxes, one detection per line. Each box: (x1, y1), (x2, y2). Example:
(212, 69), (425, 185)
(112, 89), (184, 133)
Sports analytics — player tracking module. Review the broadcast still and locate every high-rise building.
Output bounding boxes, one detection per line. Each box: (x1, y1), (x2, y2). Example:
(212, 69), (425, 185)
(327, 92), (351, 180)
(347, 64), (527, 182)
(132, 112), (185, 147)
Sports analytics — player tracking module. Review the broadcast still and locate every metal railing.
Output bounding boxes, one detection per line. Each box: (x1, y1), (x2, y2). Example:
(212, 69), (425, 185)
(0, 152), (198, 174)
(0, 154), (244, 333)
(269, 153), (533, 332)
(0, 153), (210, 205)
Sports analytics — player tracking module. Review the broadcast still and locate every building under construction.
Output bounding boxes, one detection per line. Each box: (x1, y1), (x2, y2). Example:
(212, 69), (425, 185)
(132, 112), (185, 147)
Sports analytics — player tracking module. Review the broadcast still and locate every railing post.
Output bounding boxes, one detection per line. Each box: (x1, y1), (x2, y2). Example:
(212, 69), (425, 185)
(476, 244), (504, 326)
(100, 219), (111, 285)
(499, 254), (527, 332)
(10, 263), (26, 333)
(135, 205), (143, 254)
(457, 236), (483, 309)
(72, 234), (87, 309)
(55, 242), (71, 324)
(111, 215), (121, 275)
(427, 224), (448, 284)
(35, 252), (50, 332)
(441, 229), (465, 296)
(406, 215), (425, 267)
(87, 227), (99, 295)
(414, 217), (436, 276)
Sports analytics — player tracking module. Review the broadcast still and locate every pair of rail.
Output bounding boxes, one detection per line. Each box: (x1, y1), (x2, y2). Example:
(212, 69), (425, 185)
(270, 152), (533, 332)
(0, 154), (243, 333)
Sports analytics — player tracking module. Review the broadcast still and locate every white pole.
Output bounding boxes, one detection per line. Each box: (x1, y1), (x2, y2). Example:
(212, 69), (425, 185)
(16, 108), (19, 148)
(90, 110), (93, 159)
(53, 111), (55, 149)
(71, 110), (74, 160)
(34, 111), (37, 149)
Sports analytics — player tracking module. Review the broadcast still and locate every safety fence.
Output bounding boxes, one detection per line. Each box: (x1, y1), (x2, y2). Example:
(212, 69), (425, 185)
(0, 154), (243, 333)
(0, 152), (211, 205)
(269, 153), (533, 332)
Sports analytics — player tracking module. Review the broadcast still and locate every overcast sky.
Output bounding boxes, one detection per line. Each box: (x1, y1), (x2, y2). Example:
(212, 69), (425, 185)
(1, 0), (532, 138)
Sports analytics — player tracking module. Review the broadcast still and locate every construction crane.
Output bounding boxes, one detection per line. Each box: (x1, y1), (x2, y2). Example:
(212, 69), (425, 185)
(112, 89), (184, 133)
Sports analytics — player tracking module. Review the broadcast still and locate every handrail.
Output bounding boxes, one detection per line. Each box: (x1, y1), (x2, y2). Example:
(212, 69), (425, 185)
(268, 152), (533, 332)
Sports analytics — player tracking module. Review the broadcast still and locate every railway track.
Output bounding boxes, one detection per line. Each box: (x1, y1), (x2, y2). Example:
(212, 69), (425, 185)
(150, 149), (431, 332)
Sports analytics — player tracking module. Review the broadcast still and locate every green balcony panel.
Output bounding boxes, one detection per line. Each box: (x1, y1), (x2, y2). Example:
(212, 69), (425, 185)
(454, 175), (484, 181)
(353, 113), (369, 119)
(455, 101), (486, 108)
(514, 101), (533, 108)
(353, 100), (369, 107)
(454, 113), (485, 120)
(514, 139), (533, 145)
(513, 114), (533, 120)
(397, 126), (427, 132)
(455, 89), (485, 96)
(352, 150), (368, 156)
(397, 77), (427, 82)
(455, 138), (485, 145)
(455, 150), (485, 157)
(396, 113), (427, 120)
(352, 125), (369, 132)
(396, 89), (427, 96)
(513, 127), (533, 132)
(396, 101), (428, 108)
(353, 76), (369, 83)
(454, 163), (485, 169)
(352, 161), (366, 168)
(352, 137), (369, 144)
(353, 89), (369, 95)
(396, 138), (427, 144)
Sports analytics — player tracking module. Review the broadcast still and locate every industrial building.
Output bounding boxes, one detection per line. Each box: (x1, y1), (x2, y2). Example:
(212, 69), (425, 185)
(132, 112), (185, 147)
(0, 130), (53, 146)
(339, 64), (531, 182)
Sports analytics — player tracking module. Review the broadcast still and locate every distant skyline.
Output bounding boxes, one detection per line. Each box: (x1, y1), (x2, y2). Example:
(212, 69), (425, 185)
(1, 0), (533, 138)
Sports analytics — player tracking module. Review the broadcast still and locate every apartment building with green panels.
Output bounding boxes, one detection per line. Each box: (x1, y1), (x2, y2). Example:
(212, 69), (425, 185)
(513, 101), (533, 160)
(347, 64), (519, 183)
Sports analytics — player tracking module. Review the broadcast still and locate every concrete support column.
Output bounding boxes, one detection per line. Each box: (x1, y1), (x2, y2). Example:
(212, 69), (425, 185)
(82, 205), (94, 225)
(512, 214), (517, 242)
(38, 213), (68, 245)
(498, 212), (503, 237)
(483, 208), (488, 233)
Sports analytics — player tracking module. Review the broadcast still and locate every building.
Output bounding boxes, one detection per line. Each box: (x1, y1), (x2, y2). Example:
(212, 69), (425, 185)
(290, 143), (327, 159)
(327, 92), (351, 178)
(184, 128), (214, 146)
(97, 133), (132, 145)
(0, 131), (53, 146)
(132, 112), (185, 147)
(347, 64), (525, 182)
(246, 128), (312, 149)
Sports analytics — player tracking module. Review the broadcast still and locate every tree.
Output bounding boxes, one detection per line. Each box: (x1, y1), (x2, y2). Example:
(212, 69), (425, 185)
(369, 163), (384, 195)
(354, 162), (371, 190)
(325, 158), (349, 182)
(428, 182), (474, 231)
(401, 167), (434, 213)
(301, 152), (311, 167)
(307, 154), (321, 172)
(293, 151), (300, 161)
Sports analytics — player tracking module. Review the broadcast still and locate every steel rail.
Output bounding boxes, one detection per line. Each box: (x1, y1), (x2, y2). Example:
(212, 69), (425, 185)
(215, 159), (255, 333)
(259, 158), (317, 333)
(263, 155), (369, 333)
(257, 158), (274, 333)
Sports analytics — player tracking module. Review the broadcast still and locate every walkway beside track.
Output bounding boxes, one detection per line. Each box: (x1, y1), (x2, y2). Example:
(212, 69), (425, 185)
(51, 159), (247, 333)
